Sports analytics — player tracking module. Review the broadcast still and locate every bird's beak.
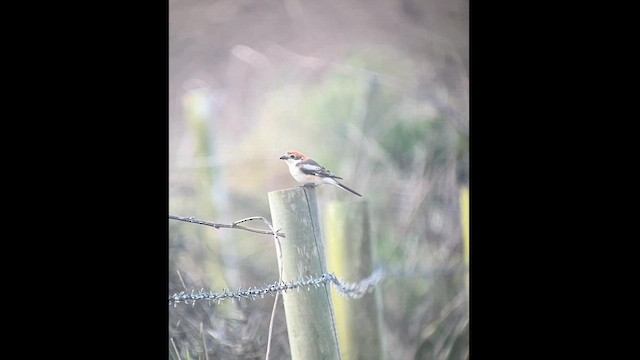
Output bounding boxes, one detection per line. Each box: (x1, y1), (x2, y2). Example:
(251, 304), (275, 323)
(279, 155), (287, 160)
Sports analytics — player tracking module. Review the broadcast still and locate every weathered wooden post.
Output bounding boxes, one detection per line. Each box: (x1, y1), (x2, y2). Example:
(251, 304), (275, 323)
(324, 200), (384, 360)
(182, 89), (234, 299)
(460, 186), (469, 291)
(268, 187), (342, 360)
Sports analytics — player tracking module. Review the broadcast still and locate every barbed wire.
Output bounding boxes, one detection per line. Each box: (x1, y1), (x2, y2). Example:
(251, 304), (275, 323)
(169, 268), (385, 307)
(385, 265), (468, 279)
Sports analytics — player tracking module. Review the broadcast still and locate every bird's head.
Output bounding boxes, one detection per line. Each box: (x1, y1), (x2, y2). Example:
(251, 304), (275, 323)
(279, 150), (308, 164)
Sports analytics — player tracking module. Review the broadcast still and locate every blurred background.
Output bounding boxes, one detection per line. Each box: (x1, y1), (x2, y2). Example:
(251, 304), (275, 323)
(169, 0), (468, 359)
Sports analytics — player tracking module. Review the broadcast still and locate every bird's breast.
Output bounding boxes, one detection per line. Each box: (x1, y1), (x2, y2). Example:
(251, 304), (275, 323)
(291, 171), (323, 185)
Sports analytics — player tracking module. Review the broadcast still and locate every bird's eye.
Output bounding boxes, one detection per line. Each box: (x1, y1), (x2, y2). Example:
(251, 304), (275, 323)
(290, 154), (295, 158)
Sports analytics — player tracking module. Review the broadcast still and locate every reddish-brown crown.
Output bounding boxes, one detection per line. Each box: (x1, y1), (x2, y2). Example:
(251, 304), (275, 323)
(285, 150), (308, 160)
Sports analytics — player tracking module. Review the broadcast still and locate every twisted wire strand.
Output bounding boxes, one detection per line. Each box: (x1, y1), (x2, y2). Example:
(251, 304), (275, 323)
(169, 268), (385, 306)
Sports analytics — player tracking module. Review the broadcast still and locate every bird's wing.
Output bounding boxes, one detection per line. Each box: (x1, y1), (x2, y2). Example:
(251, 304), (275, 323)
(299, 159), (343, 179)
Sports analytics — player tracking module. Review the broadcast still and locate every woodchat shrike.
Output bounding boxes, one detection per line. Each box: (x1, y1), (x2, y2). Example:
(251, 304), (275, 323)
(279, 150), (363, 197)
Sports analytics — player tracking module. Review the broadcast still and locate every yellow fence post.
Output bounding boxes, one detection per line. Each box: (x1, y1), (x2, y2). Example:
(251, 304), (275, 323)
(325, 200), (384, 360)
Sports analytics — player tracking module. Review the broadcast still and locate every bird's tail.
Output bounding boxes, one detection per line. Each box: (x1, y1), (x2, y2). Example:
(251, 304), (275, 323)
(336, 182), (363, 197)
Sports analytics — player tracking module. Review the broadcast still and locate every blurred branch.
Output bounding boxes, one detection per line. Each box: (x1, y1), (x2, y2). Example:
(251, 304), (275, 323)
(169, 215), (286, 238)
(415, 290), (467, 358)
(170, 337), (182, 360)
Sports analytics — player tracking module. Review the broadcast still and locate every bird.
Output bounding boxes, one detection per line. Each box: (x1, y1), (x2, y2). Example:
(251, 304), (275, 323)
(279, 150), (363, 197)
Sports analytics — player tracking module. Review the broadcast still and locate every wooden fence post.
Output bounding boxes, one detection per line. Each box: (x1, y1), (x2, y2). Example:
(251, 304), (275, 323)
(324, 200), (384, 360)
(182, 89), (236, 306)
(268, 187), (342, 360)
(460, 186), (469, 291)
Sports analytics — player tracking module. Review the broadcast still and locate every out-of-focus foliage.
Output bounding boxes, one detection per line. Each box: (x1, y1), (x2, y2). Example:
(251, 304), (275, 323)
(170, 0), (468, 359)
